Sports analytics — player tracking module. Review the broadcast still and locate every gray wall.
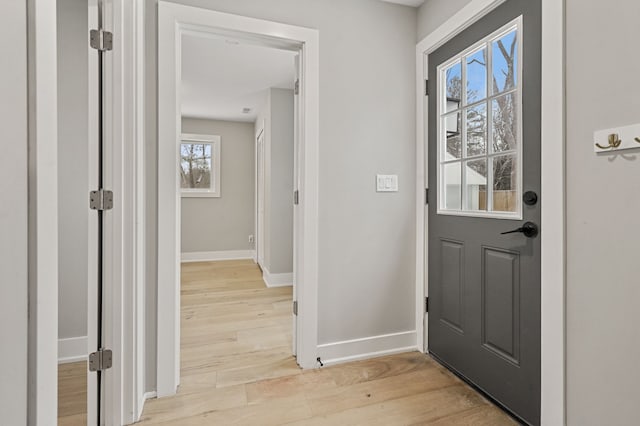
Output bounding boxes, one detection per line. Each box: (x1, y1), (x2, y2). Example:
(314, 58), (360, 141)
(417, 0), (472, 41)
(255, 88), (295, 275)
(180, 118), (255, 253)
(268, 89), (294, 274)
(145, 0), (417, 389)
(57, 0), (88, 342)
(566, 0), (640, 424)
(0, 0), (28, 423)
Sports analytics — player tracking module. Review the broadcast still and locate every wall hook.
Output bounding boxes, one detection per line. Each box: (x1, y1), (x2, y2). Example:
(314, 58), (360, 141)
(635, 137), (640, 144)
(596, 133), (622, 150)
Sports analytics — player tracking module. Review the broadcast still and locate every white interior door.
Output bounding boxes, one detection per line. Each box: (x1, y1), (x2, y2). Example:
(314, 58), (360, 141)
(87, 1), (100, 423)
(257, 128), (266, 268)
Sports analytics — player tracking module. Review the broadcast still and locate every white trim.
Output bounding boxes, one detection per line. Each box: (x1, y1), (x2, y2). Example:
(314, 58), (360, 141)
(101, 0), (147, 423)
(415, 0), (566, 425)
(157, 2), (320, 397)
(262, 268), (293, 288)
(181, 250), (255, 262)
(143, 391), (157, 400)
(539, 0), (566, 423)
(58, 337), (88, 364)
(317, 331), (417, 367)
(27, 0), (59, 423)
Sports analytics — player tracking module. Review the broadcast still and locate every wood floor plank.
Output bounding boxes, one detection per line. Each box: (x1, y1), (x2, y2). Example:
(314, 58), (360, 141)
(136, 260), (515, 425)
(57, 361), (87, 421)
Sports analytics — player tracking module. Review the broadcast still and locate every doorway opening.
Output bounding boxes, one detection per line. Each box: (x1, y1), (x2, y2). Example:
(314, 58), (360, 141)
(156, 2), (320, 397)
(173, 31), (298, 393)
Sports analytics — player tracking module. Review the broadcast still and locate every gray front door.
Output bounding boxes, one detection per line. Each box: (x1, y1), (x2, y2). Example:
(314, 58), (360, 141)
(427, 0), (541, 424)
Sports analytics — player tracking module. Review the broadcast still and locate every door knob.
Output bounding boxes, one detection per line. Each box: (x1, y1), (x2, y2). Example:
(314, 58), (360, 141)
(501, 222), (539, 238)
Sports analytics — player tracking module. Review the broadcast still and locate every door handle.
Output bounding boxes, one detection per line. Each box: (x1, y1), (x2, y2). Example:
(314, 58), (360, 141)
(501, 221), (539, 238)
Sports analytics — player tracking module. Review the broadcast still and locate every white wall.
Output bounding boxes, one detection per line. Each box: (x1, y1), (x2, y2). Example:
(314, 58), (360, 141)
(565, 0), (640, 424)
(0, 0), (28, 423)
(145, 0), (417, 389)
(57, 0), (88, 354)
(417, 0), (472, 41)
(254, 88), (295, 275)
(180, 118), (255, 253)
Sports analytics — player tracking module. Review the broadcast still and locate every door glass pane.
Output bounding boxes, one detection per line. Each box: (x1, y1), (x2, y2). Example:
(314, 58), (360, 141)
(444, 61), (462, 112)
(492, 154), (517, 212)
(492, 92), (518, 153)
(443, 112), (462, 159)
(466, 104), (487, 157)
(465, 159), (487, 211)
(443, 162), (462, 210)
(492, 29), (518, 94)
(466, 48), (487, 103)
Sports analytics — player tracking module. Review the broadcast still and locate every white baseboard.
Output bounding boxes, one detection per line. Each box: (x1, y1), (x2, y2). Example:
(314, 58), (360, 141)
(144, 391), (157, 400)
(58, 336), (88, 364)
(181, 250), (255, 263)
(262, 267), (293, 287)
(317, 331), (417, 366)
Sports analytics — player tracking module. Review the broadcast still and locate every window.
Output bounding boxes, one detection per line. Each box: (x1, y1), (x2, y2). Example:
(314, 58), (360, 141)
(437, 18), (522, 218)
(179, 133), (221, 197)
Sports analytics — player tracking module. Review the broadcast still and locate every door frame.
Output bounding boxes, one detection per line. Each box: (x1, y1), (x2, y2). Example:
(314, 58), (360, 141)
(415, 0), (566, 424)
(157, 2), (320, 397)
(27, 0), (59, 423)
(90, 0), (147, 424)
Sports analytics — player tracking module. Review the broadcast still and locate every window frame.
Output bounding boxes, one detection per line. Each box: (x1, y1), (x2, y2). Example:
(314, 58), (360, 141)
(436, 17), (524, 220)
(179, 133), (221, 198)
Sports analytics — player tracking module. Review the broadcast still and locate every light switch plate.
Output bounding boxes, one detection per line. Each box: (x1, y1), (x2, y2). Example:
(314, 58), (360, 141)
(376, 174), (398, 192)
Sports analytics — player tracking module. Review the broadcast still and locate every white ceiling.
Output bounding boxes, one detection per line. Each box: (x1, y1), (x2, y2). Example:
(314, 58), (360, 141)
(181, 35), (297, 122)
(378, 0), (425, 7)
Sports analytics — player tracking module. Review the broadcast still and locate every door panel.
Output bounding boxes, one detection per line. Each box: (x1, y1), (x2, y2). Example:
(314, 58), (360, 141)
(440, 239), (465, 332)
(481, 247), (520, 364)
(427, 0), (541, 424)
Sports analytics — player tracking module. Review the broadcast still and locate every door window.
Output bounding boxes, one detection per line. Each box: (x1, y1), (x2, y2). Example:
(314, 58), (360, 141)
(437, 18), (522, 218)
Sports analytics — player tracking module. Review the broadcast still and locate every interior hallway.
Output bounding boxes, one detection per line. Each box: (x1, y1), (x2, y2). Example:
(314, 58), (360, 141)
(136, 260), (514, 425)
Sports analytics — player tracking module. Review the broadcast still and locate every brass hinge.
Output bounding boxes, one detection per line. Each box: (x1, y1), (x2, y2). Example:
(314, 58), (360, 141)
(90, 29), (113, 51)
(90, 189), (113, 211)
(88, 349), (113, 372)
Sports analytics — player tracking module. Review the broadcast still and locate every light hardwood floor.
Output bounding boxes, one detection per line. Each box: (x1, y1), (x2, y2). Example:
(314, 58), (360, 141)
(58, 361), (87, 425)
(137, 259), (515, 425)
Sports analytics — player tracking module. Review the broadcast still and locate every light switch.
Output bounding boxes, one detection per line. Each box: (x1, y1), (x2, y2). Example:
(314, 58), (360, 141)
(376, 174), (398, 192)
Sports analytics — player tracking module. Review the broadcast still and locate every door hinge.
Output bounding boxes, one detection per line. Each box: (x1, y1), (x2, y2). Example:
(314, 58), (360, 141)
(425, 79), (429, 96)
(425, 188), (429, 205)
(294, 79), (300, 95)
(90, 29), (113, 51)
(293, 301), (298, 316)
(90, 189), (113, 211)
(425, 296), (429, 313)
(88, 349), (113, 372)
(293, 190), (299, 205)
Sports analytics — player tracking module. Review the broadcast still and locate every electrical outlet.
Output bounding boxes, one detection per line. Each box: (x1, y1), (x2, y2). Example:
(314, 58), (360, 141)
(248, 235), (254, 243)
